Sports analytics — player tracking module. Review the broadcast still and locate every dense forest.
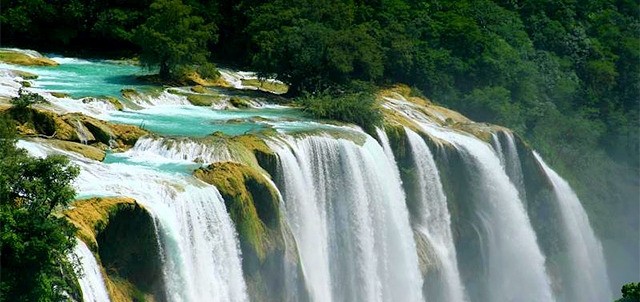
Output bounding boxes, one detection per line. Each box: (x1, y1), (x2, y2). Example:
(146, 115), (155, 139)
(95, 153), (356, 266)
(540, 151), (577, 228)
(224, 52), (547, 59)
(2, 0), (637, 163)
(1, 0), (639, 298)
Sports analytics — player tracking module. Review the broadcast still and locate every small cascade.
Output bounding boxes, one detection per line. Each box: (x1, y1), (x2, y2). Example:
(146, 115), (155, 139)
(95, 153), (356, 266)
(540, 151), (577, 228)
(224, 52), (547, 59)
(534, 153), (612, 302)
(71, 239), (111, 302)
(73, 120), (92, 144)
(491, 131), (526, 201)
(269, 135), (424, 302)
(490, 133), (505, 163)
(18, 140), (248, 302)
(124, 137), (234, 164)
(404, 128), (467, 302)
(127, 90), (191, 107)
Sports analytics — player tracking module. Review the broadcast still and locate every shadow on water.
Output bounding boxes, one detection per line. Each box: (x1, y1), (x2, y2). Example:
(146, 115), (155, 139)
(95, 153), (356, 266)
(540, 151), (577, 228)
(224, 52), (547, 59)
(103, 74), (155, 87)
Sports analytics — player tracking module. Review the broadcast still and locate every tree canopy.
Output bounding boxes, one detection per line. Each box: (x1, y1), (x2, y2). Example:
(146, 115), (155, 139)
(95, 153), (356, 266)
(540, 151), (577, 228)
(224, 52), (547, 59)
(0, 114), (81, 301)
(132, 0), (216, 79)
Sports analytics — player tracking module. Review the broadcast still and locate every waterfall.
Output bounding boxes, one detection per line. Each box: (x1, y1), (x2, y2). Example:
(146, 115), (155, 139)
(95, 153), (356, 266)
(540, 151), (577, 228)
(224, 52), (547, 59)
(72, 120), (92, 144)
(404, 128), (467, 302)
(383, 97), (555, 301)
(534, 153), (612, 302)
(18, 140), (248, 302)
(490, 131), (526, 201)
(71, 239), (111, 302)
(268, 134), (424, 302)
(423, 125), (555, 302)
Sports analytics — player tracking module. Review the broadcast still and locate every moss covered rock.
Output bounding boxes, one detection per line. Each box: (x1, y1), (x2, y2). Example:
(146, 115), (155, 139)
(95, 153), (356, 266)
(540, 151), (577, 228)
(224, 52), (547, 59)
(186, 94), (219, 106)
(195, 162), (281, 261)
(10, 69), (39, 80)
(48, 139), (106, 161)
(241, 79), (289, 95)
(194, 161), (306, 301)
(184, 71), (231, 87)
(190, 85), (207, 93)
(51, 92), (70, 98)
(104, 97), (124, 111)
(230, 96), (250, 108)
(65, 197), (164, 302)
(8, 107), (147, 153)
(0, 50), (58, 66)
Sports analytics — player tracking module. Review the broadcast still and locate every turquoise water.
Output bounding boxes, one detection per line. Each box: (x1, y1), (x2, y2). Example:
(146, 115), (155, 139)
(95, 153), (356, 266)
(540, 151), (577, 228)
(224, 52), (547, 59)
(10, 56), (152, 98)
(108, 105), (305, 137)
(7, 54), (359, 138)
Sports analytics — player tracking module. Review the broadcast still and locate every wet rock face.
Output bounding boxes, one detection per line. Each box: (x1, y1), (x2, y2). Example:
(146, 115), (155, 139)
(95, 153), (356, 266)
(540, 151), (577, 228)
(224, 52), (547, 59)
(96, 204), (166, 301)
(194, 161), (309, 302)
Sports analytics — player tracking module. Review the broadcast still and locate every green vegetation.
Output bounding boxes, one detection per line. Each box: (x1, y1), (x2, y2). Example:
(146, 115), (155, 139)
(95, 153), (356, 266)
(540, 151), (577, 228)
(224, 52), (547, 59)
(11, 88), (46, 110)
(0, 114), (81, 301)
(615, 282), (640, 302)
(132, 0), (216, 80)
(299, 91), (382, 133)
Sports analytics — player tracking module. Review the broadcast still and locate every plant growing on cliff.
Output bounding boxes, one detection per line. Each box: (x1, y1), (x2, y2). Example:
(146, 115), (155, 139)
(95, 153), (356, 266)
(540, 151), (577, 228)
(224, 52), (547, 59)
(132, 0), (216, 80)
(0, 114), (81, 301)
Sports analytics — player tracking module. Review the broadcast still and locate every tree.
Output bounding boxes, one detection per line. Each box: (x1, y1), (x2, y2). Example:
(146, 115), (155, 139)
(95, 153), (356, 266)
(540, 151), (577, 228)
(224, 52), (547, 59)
(0, 114), (81, 301)
(616, 282), (640, 302)
(132, 0), (216, 80)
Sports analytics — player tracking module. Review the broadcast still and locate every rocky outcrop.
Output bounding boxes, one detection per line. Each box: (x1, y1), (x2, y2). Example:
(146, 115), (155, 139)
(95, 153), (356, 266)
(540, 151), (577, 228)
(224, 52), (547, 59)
(7, 107), (147, 158)
(65, 197), (165, 302)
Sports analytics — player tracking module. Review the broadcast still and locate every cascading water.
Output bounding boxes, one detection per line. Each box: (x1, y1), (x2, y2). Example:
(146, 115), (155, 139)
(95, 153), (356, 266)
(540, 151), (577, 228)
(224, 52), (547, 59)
(17, 140), (248, 302)
(123, 137), (234, 164)
(71, 239), (111, 302)
(4, 54), (621, 302)
(428, 127), (555, 302)
(404, 128), (467, 302)
(384, 97), (555, 302)
(490, 131), (526, 201)
(72, 120), (92, 145)
(126, 90), (191, 107)
(534, 153), (612, 302)
(269, 134), (424, 302)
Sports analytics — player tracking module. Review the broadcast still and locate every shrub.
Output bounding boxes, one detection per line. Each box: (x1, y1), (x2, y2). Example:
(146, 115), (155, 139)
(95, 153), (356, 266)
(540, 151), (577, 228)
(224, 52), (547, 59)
(11, 88), (46, 109)
(298, 91), (382, 133)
